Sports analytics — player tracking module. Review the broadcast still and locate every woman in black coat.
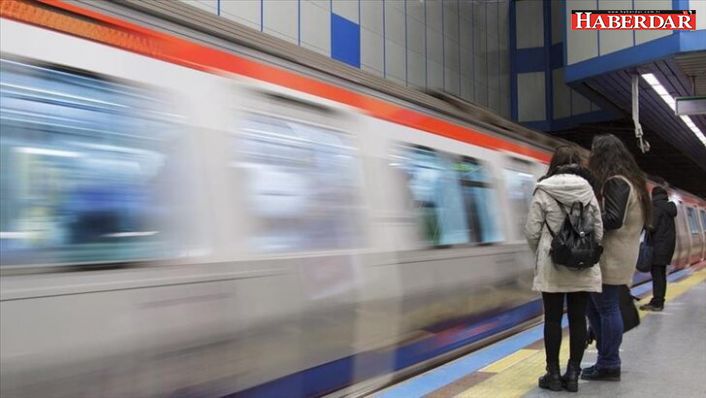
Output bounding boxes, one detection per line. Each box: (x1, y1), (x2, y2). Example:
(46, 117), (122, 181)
(640, 186), (677, 311)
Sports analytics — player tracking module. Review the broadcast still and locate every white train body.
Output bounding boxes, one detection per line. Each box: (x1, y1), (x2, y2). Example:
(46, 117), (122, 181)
(1, 6), (704, 397)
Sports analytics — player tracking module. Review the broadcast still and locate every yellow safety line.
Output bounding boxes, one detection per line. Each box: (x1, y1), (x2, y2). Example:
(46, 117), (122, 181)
(638, 268), (706, 307)
(480, 349), (539, 373)
(455, 347), (562, 398)
(454, 269), (706, 398)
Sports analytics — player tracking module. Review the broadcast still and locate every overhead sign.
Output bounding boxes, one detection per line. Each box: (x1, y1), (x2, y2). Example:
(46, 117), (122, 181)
(675, 96), (706, 115)
(571, 10), (696, 30)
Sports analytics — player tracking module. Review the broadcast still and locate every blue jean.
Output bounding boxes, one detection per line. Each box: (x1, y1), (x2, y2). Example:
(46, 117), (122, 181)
(586, 284), (623, 369)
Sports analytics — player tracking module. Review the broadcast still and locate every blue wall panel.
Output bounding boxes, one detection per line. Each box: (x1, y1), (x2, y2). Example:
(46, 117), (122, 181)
(515, 48), (544, 74)
(331, 13), (361, 68)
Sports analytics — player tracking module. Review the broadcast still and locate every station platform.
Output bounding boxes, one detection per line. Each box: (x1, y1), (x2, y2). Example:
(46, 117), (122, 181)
(374, 267), (706, 398)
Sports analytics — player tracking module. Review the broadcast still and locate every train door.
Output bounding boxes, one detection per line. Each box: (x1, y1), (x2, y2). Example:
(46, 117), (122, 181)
(673, 202), (690, 267)
(699, 208), (706, 260)
(501, 157), (536, 243)
(225, 84), (374, 381)
(686, 206), (703, 264)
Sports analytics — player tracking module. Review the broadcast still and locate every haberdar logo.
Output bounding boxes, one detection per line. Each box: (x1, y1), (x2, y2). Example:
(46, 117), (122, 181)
(571, 10), (696, 30)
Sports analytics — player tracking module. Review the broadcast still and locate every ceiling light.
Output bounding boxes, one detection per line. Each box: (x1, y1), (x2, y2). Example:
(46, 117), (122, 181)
(641, 73), (706, 147)
(641, 73), (660, 86)
(680, 115), (706, 146)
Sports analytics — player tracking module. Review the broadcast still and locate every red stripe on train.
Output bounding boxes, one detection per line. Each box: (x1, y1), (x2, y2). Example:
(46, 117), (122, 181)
(1, 0), (551, 162)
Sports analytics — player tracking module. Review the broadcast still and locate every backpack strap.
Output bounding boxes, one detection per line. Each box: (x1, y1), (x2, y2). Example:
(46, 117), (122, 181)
(536, 188), (588, 238)
(543, 219), (557, 238)
(537, 188), (564, 238)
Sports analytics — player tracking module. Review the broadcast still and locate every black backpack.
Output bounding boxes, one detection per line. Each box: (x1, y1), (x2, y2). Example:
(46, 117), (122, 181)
(541, 192), (603, 270)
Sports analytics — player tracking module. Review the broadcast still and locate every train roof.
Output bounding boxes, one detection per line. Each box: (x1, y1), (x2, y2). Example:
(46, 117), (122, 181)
(76, 0), (572, 154)
(55, 0), (704, 203)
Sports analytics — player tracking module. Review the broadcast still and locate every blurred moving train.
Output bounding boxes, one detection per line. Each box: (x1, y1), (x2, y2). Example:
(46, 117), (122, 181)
(1, 1), (705, 397)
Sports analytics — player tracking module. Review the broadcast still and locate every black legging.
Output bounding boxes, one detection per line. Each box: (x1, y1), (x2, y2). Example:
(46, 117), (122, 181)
(651, 265), (667, 306)
(542, 292), (589, 367)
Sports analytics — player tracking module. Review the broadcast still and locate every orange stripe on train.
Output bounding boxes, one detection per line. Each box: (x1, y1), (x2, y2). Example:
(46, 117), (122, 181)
(2, 0), (551, 162)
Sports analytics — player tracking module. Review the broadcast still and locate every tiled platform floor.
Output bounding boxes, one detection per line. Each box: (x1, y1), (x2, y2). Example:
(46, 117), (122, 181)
(375, 267), (706, 398)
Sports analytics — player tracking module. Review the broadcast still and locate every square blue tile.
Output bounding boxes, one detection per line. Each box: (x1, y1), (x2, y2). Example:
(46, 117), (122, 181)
(331, 13), (360, 68)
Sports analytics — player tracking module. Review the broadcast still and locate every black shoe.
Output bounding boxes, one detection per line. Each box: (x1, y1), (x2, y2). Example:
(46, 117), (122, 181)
(640, 302), (664, 311)
(539, 363), (562, 391)
(581, 365), (621, 381)
(561, 362), (581, 392)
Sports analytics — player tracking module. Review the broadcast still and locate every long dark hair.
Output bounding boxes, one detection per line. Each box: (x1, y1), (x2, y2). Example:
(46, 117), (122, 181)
(588, 135), (652, 226)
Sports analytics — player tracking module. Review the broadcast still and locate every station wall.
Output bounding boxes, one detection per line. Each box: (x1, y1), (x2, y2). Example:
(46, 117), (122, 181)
(512, 0), (604, 128)
(177, 0), (511, 118)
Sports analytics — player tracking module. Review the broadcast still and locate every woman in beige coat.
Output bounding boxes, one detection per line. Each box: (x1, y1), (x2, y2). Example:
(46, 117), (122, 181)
(525, 146), (603, 392)
(582, 134), (651, 382)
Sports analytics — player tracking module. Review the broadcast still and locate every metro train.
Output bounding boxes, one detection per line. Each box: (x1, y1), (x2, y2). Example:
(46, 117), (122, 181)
(1, 1), (705, 397)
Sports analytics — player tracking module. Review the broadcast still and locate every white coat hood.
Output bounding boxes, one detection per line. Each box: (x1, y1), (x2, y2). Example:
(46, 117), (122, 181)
(535, 173), (595, 207)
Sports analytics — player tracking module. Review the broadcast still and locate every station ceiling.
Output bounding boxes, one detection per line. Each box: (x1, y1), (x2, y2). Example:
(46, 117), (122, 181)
(675, 52), (706, 96)
(565, 53), (706, 198)
(556, 118), (706, 198)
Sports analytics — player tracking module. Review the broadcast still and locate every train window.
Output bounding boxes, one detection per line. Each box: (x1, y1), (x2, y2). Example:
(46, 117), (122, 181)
(686, 207), (700, 234)
(393, 146), (470, 246)
(392, 146), (503, 246)
(0, 59), (179, 266)
(504, 160), (536, 239)
(235, 114), (362, 252)
(701, 210), (706, 232)
(456, 157), (503, 243)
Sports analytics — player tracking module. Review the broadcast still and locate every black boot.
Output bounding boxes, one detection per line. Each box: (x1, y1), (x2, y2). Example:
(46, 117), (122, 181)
(640, 301), (664, 311)
(538, 363), (562, 391)
(581, 364), (621, 381)
(561, 361), (581, 392)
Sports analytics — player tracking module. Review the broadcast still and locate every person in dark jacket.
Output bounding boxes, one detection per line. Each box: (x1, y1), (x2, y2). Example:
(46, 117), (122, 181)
(640, 186), (677, 311)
